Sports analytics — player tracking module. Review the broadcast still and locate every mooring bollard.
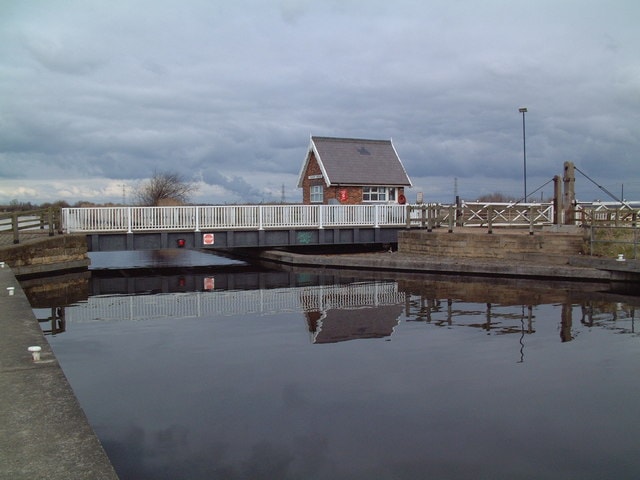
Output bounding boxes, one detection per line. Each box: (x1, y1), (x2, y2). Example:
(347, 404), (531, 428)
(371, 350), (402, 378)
(28, 346), (42, 361)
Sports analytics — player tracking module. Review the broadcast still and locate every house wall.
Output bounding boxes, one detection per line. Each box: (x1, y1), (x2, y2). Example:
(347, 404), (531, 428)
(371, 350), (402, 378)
(326, 186), (364, 205)
(301, 152), (406, 205)
(300, 152), (324, 204)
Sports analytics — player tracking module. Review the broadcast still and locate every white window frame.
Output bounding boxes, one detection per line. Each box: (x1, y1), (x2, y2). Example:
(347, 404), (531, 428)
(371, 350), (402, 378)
(363, 187), (389, 202)
(310, 185), (323, 203)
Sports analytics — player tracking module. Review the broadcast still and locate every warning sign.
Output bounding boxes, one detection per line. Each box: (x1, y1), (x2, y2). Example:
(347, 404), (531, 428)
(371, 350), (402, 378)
(202, 233), (215, 245)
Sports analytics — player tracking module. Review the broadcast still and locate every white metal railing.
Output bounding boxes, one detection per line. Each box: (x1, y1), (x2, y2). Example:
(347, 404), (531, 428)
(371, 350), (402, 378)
(60, 202), (585, 234)
(62, 204), (409, 233)
(64, 282), (405, 323)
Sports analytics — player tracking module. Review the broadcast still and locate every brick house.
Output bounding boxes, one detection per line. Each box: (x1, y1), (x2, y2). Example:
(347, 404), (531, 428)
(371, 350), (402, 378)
(297, 136), (412, 205)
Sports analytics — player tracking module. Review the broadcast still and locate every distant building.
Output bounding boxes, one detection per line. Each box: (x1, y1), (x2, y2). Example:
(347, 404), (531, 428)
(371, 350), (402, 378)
(297, 136), (412, 205)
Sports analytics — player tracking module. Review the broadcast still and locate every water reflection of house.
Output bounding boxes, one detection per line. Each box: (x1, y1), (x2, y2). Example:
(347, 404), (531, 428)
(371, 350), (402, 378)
(305, 305), (404, 344)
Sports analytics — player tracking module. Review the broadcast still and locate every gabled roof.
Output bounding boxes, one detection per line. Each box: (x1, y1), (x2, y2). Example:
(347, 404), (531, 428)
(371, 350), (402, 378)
(297, 136), (412, 188)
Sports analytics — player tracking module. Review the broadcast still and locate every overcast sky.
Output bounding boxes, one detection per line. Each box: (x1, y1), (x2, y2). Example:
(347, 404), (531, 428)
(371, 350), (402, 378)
(1, 0), (638, 205)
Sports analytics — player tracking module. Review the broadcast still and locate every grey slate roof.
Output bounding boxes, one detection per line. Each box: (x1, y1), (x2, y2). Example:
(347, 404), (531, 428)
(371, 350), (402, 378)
(298, 136), (412, 187)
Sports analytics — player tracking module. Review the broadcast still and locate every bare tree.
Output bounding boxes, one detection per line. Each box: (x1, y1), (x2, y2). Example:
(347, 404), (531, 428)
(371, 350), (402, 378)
(134, 171), (198, 206)
(474, 192), (518, 203)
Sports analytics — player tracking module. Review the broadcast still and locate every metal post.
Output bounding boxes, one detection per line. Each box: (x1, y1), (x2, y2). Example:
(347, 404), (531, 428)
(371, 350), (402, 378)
(519, 107), (528, 201)
(127, 207), (133, 234)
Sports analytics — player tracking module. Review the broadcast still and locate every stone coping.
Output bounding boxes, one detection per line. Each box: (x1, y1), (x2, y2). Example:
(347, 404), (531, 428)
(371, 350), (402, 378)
(0, 265), (119, 480)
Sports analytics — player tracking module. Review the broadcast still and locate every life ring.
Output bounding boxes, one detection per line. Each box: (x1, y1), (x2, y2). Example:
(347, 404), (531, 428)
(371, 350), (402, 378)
(398, 194), (406, 205)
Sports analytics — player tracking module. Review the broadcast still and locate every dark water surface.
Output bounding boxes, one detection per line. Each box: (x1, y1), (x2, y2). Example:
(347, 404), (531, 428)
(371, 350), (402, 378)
(38, 252), (640, 479)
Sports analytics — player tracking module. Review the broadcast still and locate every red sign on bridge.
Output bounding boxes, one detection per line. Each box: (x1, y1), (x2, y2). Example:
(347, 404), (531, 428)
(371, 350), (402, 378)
(202, 233), (215, 245)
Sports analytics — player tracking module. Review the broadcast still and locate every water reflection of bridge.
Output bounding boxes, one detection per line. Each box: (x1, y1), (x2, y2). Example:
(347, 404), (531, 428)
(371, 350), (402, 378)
(65, 282), (406, 324)
(60, 279), (638, 343)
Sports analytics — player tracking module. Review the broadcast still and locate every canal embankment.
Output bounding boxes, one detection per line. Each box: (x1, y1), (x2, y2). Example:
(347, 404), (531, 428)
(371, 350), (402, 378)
(0, 232), (89, 277)
(259, 228), (640, 282)
(0, 264), (119, 480)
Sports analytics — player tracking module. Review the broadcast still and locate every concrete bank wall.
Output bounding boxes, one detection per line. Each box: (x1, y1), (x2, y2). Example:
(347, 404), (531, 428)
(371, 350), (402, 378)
(1, 234), (89, 277)
(399, 229), (586, 261)
(0, 265), (119, 480)
(258, 249), (612, 280)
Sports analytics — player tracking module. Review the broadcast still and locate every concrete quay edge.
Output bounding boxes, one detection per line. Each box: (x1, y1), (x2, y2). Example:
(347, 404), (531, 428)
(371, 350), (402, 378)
(0, 265), (119, 480)
(258, 250), (622, 281)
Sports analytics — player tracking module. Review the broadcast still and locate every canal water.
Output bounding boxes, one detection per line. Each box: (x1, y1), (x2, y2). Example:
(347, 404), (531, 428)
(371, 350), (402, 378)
(32, 250), (640, 480)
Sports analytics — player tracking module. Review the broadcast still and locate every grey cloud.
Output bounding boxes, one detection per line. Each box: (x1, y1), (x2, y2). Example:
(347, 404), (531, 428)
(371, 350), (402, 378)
(202, 168), (264, 203)
(25, 34), (102, 75)
(1, 0), (639, 205)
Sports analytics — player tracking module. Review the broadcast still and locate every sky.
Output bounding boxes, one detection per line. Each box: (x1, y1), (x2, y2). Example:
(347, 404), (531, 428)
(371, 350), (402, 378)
(1, 0), (639, 206)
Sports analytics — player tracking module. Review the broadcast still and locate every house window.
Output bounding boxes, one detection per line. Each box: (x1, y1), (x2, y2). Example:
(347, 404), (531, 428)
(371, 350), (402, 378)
(310, 185), (323, 203)
(362, 187), (387, 202)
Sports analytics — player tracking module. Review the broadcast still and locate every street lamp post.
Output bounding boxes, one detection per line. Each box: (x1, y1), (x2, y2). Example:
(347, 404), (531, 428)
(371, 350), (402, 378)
(519, 107), (528, 201)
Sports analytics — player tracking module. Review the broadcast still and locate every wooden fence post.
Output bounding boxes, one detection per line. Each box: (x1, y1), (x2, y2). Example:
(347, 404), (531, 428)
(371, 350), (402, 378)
(529, 206), (534, 235)
(455, 196), (463, 227)
(48, 207), (55, 236)
(12, 213), (19, 244)
(487, 206), (493, 234)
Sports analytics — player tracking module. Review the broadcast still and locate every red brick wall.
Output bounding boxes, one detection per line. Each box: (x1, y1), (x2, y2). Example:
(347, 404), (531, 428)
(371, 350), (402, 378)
(326, 186), (362, 205)
(300, 153), (324, 204)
